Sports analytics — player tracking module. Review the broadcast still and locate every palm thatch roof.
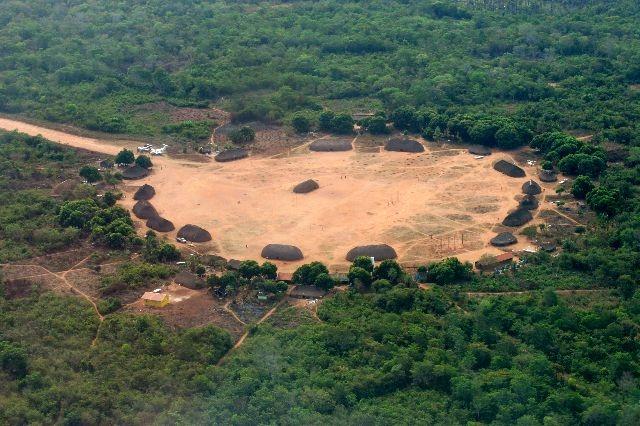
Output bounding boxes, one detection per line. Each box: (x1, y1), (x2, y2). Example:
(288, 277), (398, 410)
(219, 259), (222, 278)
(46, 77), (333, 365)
(522, 180), (542, 195)
(261, 244), (304, 261)
(490, 232), (518, 247)
(309, 139), (353, 152)
(146, 216), (175, 232)
(468, 145), (491, 155)
(121, 165), (150, 180)
(177, 224), (212, 242)
(384, 138), (424, 153)
(215, 148), (248, 162)
(132, 200), (158, 220)
(346, 244), (397, 262)
(133, 184), (155, 201)
(293, 179), (319, 194)
(494, 160), (526, 178)
(538, 169), (558, 182)
(502, 209), (533, 227)
(519, 194), (539, 210)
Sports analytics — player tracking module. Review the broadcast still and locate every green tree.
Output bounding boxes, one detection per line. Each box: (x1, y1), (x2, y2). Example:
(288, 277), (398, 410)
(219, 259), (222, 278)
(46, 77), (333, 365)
(79, 165), (102, 183)
(314, 273), (334, 291)
(586, 186), (620, 216)
(291, 112), (311, 133)
(352, 256), (374, 273)
(115, 149), (135, 165)
(571, 175), (594, 199)
(261, 262), (277, 280)
(134, 155), (153, 169)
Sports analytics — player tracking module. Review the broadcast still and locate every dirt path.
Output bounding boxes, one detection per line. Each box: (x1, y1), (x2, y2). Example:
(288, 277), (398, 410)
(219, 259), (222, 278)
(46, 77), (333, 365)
(222, 301), (247, 325)
(217, 287), (293, 365)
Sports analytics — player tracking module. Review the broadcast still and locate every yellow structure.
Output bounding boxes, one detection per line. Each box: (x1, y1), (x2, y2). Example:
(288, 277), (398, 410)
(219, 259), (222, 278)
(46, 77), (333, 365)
(142, 292), (170, 308)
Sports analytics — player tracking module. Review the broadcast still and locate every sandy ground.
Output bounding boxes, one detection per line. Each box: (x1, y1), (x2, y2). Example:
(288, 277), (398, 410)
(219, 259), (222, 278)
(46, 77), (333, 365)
(0, 117), (544, 271)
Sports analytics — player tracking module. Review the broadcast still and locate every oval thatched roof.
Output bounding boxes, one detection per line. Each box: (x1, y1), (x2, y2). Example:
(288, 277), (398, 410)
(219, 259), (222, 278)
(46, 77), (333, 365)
(468, 145), (491, 156)
(493, 160), (526, 178)
(177, 224), (212, 242)
(121, 165), (150, 180)
(309, 139), (353, 152)
(522, 180), (542, 195)
(384, 138), (424, 153)
(519, 194), (539, 210)
(174, 271), (205, 289)
(133, 184), (155, 201)
(490, 232), (518, 247)
(502, 209), (533, 227)
(261, 244), (304, 261)
(346, 244), (397, 262)
(146, 216), (175, 232)
(132, 200), (158, 220)
(293, 179), (319, 194)
(215, 148), (248, 162)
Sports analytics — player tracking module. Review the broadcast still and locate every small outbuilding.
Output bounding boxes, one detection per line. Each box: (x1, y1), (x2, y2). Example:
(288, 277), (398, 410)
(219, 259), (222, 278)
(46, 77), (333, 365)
(538, 169), (558, 182)
(468, 145), (491, 156)
(215, 148), (248, 162)
(519, 195), (539, 210)
(177, 224), (212, 243)
(475, 252), (516, 272)
(122, 165), (150, 180)
(309, 139), (353, 152)
(142, 292), (170, 308)
(502, 209), (533, 227)
(346, 244), (397, 262)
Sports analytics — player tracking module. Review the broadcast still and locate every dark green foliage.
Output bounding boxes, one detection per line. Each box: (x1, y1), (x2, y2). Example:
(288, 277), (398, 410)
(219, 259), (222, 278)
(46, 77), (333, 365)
(228, 126), (255, 144)
(97, 297), (122, 315)
(114, 149), (135, 165)
(162, 120), (213, 141)
(290, 112), (312, 133)
(293, 262), (329, 286)
(351, 256), (374, 273)
(142, 231), (180, 263)
(238, 260), (262, 279)
(134, 155), (153, 169)
(99, 262), (175, 295)
(426, 257), (473, 284)
(571, 175), (594, 199)
(261, 261), (278, 280)
(364, 115), (389, 134)
(586, 186), (620, 216)
(79, 165), (102, 183)
(0, 340), (28, 379)
(314, 273), (335, 291)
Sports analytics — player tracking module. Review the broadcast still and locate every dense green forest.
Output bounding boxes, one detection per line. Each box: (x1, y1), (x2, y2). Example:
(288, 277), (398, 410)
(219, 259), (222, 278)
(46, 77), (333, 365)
(1, 0), (640, 424)
(0, 0), (639, 140)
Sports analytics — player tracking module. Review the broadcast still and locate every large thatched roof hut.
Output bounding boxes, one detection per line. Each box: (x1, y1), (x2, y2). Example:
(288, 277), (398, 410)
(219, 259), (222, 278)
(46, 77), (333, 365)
(133, 184), (155, 201)
(309, 139), (352, 152)
(494, 160), (526, 178)
(293, 179), (319, 194)
(146, 216), (175, 232)
(132, 200), (158, 220)
(346, 244), (397, 262)
(177, 224), (212, 242)
(122, 165), (150, 180)
(519, 194), (539, 210)
(490, 232), (518, 247)
(215, 148), (248, 162)
(261, 244), (304, 261)
(502, 209), (533, 227)
(468, 145), (491, 156)
(384, 138), (424, 153)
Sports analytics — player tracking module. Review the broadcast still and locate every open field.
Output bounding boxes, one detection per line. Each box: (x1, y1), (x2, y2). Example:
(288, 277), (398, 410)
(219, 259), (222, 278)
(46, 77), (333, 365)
(0, 117), (554, 271)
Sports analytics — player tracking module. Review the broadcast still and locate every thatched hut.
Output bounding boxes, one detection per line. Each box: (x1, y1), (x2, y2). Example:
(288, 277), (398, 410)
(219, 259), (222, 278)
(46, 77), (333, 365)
(346, 244), (397, 262)
(309, 139), (353, 152)
(261, 244), (304, 261)
(215, 148), (248, 162)
(293, 179), (319, 194)
(522, 180), (542, 195)
(468, 145), (491, 156)
(132, 200), (158, 220)
(519, 194), (539, 210)
(494, 160), (526, 178)
(146, 216), (175, 232)
(133, 184), (155, 201)
(384, 138), (424, 153)
(502, 209), (533, 227)
(490, 232), (518, 247)
(177, 224), (212, 243)
(122, 165), (150, 180)
(538, 169), (558, 182)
